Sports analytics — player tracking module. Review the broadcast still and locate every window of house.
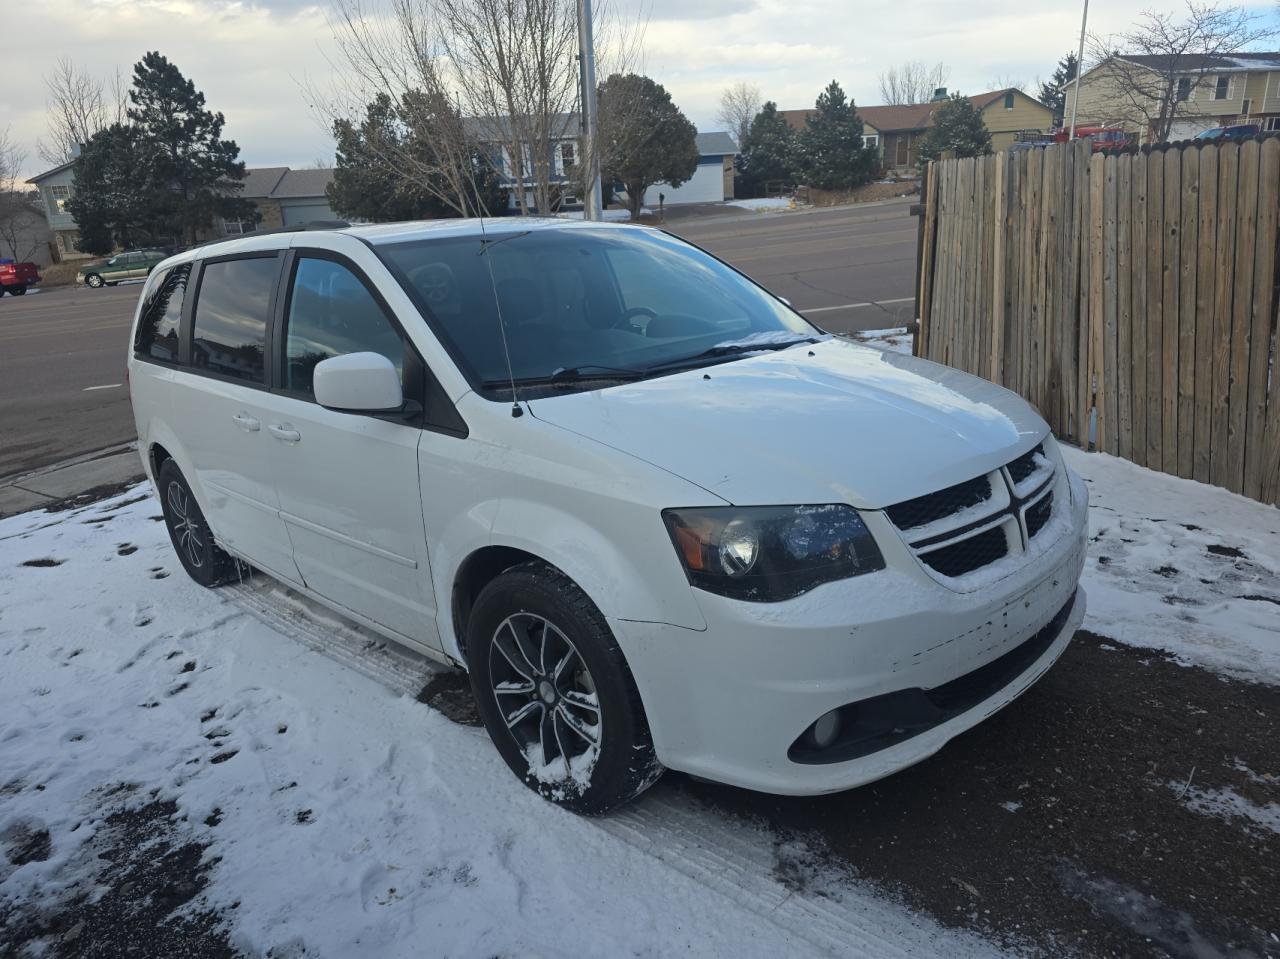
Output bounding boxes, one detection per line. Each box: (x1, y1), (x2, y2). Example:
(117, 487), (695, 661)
(560, 141), (576, 171)
(48, 184), (71, 215)
(1214, 75), (1231, 100)
(220, 216), (255, 236)
(191, 256), (278, 383)
(1266, 116), (1280, 131)
(134, 265), (191, 363)
(1177, 77), (1192, 102)
(862, 134), (879, 149)
(283, 257), (405, 397)
(1004, 91), (1015, 109)
(1242, 98), (1252, 116)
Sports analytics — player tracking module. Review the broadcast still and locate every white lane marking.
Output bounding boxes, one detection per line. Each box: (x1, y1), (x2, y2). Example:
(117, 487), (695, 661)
(82, 383), (123, 392)
(803, 296), (915, 314)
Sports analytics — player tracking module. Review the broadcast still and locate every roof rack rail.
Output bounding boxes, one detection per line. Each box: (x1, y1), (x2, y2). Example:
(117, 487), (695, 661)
(187, 220), (352, 251)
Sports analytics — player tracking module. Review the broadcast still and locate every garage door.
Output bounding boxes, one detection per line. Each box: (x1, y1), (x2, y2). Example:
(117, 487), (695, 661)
(280, 201), (339, 226)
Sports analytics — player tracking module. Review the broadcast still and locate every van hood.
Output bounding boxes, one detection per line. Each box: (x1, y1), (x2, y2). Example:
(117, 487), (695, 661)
(526, 338), (1048, 509)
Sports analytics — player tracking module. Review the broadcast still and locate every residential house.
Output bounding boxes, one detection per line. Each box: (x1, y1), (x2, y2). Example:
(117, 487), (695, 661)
(25, 159), (89, 261)
(638, 132), (738, 207)
(24, 161), (341, 256)
(469, 114), (738, 210)
(780, 88), (1053, 171)
(0, 195), (56, 266)
(216, 167), (341, 237)
(1064, 52), (1280, 143)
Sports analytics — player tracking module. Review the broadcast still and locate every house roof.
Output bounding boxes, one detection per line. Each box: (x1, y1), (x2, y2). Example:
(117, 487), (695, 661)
(1110, 51), (1280, 74)
(238, 167), (288, 198)
(695, 131), (739, 155)
(25, 159), (77, 185)
(270, 168), (334, 198)
(781, 88), (1041, 134)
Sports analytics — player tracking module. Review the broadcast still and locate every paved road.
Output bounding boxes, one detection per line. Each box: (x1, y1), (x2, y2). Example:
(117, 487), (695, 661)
(0, 284), (143, 478)
(0, 203), (918, 477)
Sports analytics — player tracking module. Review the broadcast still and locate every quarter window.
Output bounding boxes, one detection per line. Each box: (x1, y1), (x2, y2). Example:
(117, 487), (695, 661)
(191, 257), (278, 383)
(134, 265), (190, 362)
(283, 257), (404, 397)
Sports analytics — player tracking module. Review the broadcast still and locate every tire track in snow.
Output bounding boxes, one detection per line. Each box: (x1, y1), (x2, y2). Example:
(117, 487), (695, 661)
(221, 576), (1002, 959)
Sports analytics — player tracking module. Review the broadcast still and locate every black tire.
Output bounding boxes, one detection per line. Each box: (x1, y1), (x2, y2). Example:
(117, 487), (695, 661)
(156, 459), (238, 588)
(467, 561), (662, 814)
(9, 286), (25, 296)
(0, 287), (5, 297)
(85, 273), (104, 288)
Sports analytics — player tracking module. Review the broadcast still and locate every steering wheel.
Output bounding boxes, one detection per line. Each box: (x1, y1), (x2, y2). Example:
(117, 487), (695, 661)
(612, 306), (658, 331)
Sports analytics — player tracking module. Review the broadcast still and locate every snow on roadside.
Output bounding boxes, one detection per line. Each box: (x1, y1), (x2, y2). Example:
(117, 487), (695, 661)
(0, 488), (1001, 958)
(1066, 446), (1280, 683)
(727, 198), (795, 212)
(846, 327), (914, 355)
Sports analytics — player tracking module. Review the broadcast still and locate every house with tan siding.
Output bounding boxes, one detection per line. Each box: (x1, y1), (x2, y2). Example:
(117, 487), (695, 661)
(1065, 52), (1280, 143)
(780, 88), (1053, 171)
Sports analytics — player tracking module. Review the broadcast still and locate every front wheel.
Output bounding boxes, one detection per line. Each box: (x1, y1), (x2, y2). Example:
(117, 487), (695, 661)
(85, 273), (104, 288)
(157, 459), (239, 588)
(9, 286), (25, 296)
(467, 561), (662, 814)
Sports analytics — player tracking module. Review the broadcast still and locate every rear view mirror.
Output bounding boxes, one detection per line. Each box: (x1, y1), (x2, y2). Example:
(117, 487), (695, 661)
(313, 352), (403, 412)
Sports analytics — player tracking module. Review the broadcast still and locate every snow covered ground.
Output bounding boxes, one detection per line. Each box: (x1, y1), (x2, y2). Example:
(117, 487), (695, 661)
(726, 198), (795, 212)
(2, 428), (1277, 955)
(0, 490), (1000, 958)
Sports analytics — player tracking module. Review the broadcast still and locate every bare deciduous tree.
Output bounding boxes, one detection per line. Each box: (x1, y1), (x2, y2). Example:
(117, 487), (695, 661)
(0, 128), (45, 263)
(1085, 1), (1277, 143)
(38, 58), (126, 166)
(715, 81), (761, 149)
(313, 0), (645, 217)
(876, 61), (950, 105)
(985, 75), (1028, 93)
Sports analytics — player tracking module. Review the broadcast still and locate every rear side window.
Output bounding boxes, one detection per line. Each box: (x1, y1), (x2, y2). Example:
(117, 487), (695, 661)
(134, 264), (190, 362)
(283, 257), (404, 397)
(191, 256), (278, 383)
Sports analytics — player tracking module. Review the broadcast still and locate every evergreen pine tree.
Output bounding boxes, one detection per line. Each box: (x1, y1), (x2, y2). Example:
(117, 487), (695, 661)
(596, 74), (699, 219)
(735, 102), (798, 197)
(66, 124), (160, 255)
(917, 94), (993, 165)
(127, 51), (254, 244)
(796, 81), (879, 192)
(1038, 53), (1079, 126)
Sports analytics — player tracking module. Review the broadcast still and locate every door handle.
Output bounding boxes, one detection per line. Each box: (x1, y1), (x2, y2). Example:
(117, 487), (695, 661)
(268, 423), (301, 443)
(232, 412), (261, 432)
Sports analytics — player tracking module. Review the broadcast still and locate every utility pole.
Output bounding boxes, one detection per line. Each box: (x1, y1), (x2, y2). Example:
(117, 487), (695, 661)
(1068, 0), (1089, 140)
(576, 0), (603, 220)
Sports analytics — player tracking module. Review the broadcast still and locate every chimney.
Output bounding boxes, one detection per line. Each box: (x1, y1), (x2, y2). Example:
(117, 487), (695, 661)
(931, 87), (949, 101)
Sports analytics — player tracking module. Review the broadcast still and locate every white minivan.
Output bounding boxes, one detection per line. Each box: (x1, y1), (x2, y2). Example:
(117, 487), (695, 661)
(129, 218), (1088, 813)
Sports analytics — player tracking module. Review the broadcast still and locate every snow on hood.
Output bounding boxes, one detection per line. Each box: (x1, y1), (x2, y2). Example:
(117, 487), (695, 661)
(527, 338), (1048, 509)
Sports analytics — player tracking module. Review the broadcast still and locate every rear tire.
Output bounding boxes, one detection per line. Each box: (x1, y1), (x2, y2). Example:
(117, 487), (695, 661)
(157, 459), (239, 588)
(9, 286), (25, 296)
(467, 561), (662, 814)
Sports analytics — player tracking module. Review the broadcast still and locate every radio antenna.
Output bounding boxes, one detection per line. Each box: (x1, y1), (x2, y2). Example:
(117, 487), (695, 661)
(466, 129), (523, 418)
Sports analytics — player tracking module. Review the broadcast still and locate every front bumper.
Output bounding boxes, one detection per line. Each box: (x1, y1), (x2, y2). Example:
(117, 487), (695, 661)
(615, 469), (1088, 796)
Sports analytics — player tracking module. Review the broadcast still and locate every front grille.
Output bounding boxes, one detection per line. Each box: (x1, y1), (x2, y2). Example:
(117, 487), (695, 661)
(1007, 444), (1045, 485)
(1025, 492), (1053, 539)
(920, 525), (1008, 577)
(885, 475), (992, 531)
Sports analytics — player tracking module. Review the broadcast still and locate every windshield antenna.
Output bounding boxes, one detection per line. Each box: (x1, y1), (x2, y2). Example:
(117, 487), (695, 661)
(465, 133), (523, 418)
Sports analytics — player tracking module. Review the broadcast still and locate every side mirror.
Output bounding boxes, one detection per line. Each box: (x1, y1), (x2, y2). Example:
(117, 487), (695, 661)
(313, 352), (403, 412)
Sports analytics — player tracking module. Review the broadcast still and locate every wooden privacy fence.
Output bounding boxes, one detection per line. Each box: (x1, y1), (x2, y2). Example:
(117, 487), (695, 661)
(915, 137), (1280, 507)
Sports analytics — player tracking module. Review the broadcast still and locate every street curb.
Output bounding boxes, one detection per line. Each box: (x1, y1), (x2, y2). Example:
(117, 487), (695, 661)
(0, 444), (146, 520)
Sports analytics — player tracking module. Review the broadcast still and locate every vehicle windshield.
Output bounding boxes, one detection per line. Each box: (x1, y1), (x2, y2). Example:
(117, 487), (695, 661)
(378, 226), (819, 394)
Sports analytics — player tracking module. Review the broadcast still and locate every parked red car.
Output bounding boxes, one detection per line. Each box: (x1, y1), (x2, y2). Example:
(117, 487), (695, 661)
(0, 260), (41, 296)
(1053, 126), (1134, 152)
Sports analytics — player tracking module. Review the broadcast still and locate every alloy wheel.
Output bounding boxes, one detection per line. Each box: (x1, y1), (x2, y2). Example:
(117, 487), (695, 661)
(488, 612), (602, 776)
(166, 481), (206, 569)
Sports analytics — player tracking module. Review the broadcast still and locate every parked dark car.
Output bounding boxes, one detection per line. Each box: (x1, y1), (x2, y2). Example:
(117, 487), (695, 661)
(0, 260), (41, 296)
(77, 249), (169, 289)
(1194, 124), (1262, 142)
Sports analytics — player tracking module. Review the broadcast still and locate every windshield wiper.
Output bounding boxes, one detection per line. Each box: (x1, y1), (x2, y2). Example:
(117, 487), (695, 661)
(479, 365), (646, 391)
(640, 336), (821, 374)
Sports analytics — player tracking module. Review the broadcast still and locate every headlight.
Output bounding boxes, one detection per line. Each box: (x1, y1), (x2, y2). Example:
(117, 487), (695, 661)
(662, 505), (884, 602)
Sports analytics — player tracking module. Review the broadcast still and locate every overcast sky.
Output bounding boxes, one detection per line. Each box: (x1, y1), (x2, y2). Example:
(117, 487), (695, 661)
(4, 0), (1278, 180)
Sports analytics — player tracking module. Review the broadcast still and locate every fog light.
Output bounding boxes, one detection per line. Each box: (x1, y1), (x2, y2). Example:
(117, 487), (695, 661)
(811, 709), (842, 749)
